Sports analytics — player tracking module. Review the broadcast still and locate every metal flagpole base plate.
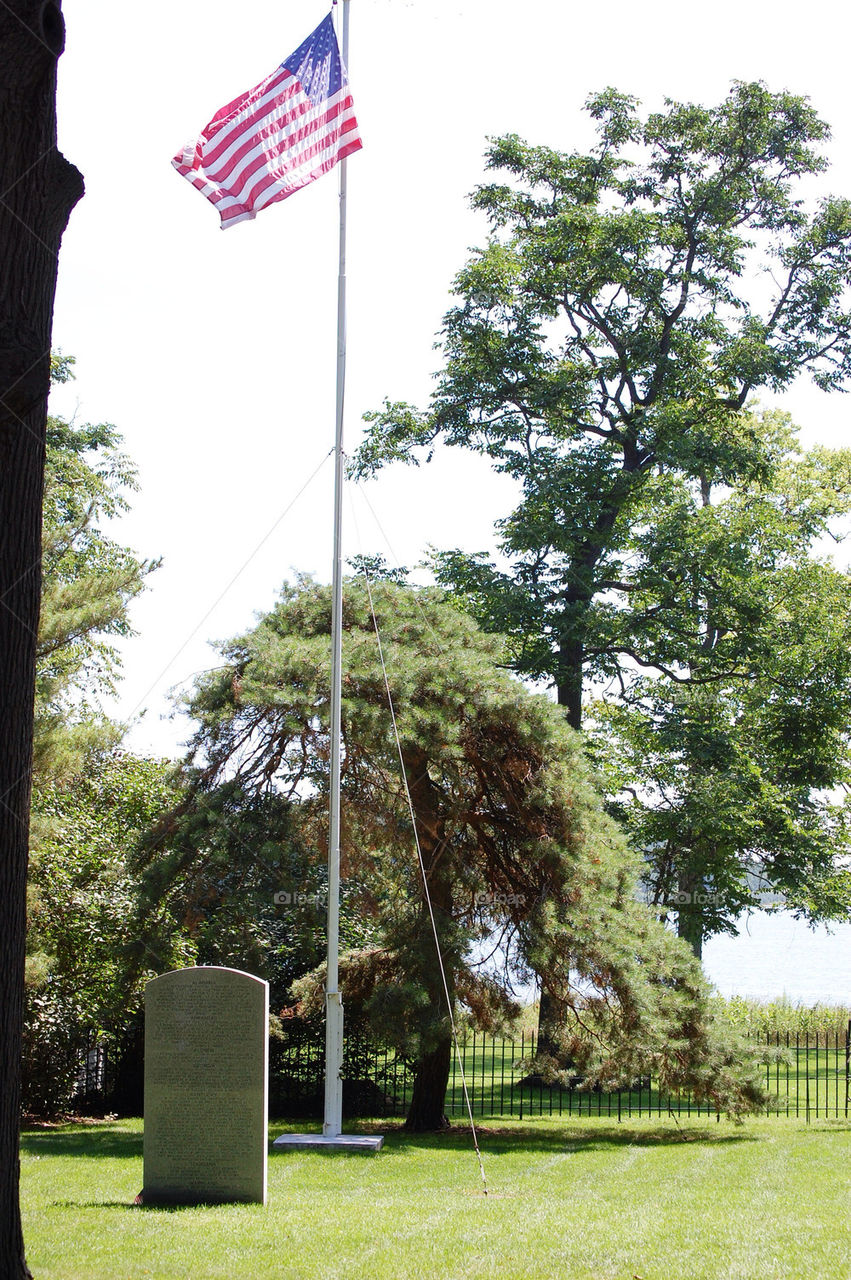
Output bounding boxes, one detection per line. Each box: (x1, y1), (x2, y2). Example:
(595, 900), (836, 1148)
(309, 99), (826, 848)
(272, 1133), (384, 1152)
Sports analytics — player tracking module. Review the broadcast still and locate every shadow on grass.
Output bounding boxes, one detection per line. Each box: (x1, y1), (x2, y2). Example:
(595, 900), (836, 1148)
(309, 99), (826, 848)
(21, 1129), (142, 1159)
(795, 1121), (851, 1133)
(268, 1119), (761, 1157)
(51, 1199), (265, 1212)
(26, 1115), (803, 1166)
(50, 1200), (143, 1211)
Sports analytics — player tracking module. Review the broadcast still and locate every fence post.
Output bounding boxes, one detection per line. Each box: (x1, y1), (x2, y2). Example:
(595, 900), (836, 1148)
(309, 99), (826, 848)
(845, 1019), (850, 1121)
(519, 1031), (525, 1122)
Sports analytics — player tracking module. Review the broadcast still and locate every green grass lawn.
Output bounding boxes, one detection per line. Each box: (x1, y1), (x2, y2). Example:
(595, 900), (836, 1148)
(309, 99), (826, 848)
(21, 1116), (851, 1280)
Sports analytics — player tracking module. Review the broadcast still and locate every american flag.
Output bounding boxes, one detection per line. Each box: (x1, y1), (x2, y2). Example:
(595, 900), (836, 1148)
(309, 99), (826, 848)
(172, 12), (362, 230)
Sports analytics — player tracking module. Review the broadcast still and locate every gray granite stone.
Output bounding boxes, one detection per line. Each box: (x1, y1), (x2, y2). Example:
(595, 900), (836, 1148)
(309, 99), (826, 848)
(143, 966), (268, 1205)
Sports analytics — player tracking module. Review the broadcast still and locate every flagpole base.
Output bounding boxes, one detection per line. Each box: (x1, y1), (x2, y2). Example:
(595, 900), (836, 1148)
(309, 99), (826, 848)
(272, 1133), (384, 1152)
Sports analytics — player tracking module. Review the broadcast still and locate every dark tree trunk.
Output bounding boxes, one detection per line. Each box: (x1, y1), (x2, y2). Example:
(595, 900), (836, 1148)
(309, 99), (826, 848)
(676, 868), (704, 961)
(557, 634), (584, 732)
(536, 439), (670, 1051)
(404, 1036), (452, 1132)
(535, 990), (562, 1061)
(535, 625), (586, 1055)
(0, 5), (83, 1275)
(401, 746), (457, 1132)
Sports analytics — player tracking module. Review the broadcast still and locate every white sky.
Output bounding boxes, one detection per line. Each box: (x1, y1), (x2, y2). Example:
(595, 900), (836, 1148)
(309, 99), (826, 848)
(50, 0), (851, 762)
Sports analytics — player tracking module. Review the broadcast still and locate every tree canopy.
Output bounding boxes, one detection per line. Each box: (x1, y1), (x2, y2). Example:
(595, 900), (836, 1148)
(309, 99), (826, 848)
(354, 82), (851, 726)
(590, 416), (851, 953)
(25, 752), (185, 1115)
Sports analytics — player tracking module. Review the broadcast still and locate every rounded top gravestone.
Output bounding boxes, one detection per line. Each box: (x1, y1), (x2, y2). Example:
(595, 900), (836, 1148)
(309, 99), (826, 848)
(142, 966), (269, 1205)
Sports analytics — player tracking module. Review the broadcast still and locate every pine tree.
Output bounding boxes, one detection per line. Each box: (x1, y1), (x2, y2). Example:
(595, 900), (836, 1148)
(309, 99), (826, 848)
(159, 577), (767, 1129)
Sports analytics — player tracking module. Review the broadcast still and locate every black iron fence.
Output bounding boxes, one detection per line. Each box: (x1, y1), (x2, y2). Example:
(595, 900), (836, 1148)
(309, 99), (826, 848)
(445, 1025), (851, 1122)
(76, 1019), (851, 1122)
(267, 1018), (851, 1122)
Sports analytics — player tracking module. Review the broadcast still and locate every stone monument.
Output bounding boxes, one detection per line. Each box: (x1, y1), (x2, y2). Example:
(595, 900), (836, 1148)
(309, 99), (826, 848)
(142, 966), (268, 1205)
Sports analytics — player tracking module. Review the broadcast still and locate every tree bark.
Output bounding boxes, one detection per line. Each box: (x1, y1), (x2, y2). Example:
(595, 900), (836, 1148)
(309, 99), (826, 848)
(401, 746), (456, 1132)
(557, 631), (584, 732)
(535, 991), (562, 1062)
(0, 4), (83, 1274)
(676, 867), (704, 961)
(538, 452), (654, 1049)
(404, 1036), (452, 1132)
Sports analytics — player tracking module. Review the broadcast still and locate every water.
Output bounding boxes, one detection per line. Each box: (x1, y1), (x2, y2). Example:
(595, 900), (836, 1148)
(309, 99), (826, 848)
(703, 910), (851, 1004)
(484, 910), (851, 1007)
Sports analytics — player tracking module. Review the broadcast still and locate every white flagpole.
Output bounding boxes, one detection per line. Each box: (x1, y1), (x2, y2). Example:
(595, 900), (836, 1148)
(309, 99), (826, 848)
(323, 0), (351, 1140)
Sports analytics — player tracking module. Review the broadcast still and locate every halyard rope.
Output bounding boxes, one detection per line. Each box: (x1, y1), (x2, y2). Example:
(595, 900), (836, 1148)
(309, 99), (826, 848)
(358, 556), (489, 1195)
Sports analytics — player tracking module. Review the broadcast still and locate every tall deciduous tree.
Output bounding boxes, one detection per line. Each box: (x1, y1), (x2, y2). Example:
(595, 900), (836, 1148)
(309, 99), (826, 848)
(590, 419), (851, 956)
(353, 83), (851, 1029)
(356, 84), (851, 725)
(165, 578), (766, 1130)
(0, 4), (82, 1273)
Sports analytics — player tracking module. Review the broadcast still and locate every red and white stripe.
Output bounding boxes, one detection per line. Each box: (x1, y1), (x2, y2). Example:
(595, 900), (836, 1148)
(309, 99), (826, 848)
(173, 63), (362, 230)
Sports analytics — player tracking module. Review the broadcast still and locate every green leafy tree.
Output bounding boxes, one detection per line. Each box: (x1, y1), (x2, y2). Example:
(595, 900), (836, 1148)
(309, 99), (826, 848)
(23, 358), (162, 1113)
(25, 753), (188, 1115)
(355, 84), (851, 726)
(585, 408), (851, 955)
(352, 83), (851, 1003)
(170, 577), (766, 1129)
